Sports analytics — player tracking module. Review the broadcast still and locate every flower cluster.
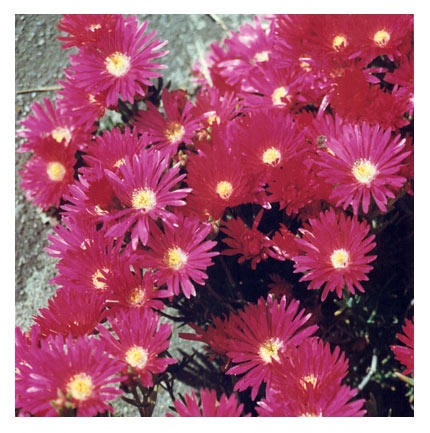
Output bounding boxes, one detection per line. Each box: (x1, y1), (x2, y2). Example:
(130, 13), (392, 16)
(16, 14), (413, 417)
(181, 295), (365, 415)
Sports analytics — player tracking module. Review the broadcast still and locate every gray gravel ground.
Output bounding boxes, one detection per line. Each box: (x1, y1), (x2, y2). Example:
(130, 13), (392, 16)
(15, 13), (254, 417)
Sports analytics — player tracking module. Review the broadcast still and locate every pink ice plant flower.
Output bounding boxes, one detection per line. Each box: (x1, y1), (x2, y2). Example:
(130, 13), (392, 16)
(18, 97), (92, 153)
(391, 317), (414, 376)
(135, 88), (203, 158)
(57, 68), (108, 128)
(103, 147), (191, 249)
(98, 308), (176, 387)
(69, 15), (168, 107)
(225, 295), (318, 400)
(257, 338), (366, 417)
(293, 208), (377, 301)
(33, 287), (107, 339)
(57, 14), (121, 50)
(139, 213), (219, 298)
(83, 126), (149, 173)
(167, 388), (250, 417)
(316, 121), (411, 214)
(15, 334), (124, 417)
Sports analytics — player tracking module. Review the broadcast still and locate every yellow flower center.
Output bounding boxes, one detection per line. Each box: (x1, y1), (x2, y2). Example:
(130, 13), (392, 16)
(259, 338), (282, 363)
(299, 56), (312, 72)
(300, 411), (320, 417)
(254, 50), (270, 62)
(51, 127), (72, 145)
(216, 181), (233, 200)
(165, 122), (185, 144)
(105, 52), (131, 77)
(94, 205), (108, 216)
(125, 346), (148, 370)
(164, 247), (188, 270)
(262, 147), (281, 166)
(46, 161), (66, 182)
(332, 34), (348, 51)
(113, 158), (125, 168)
(352, 159), (377, 184)
(88, 23), (101, 32)
(92, 268), (109, 290)
(88, 93), (97, 104)
(330, 249), (350, 269)
(271, 86), (288, 106)
(67, 373), (93, 401)
(373, 29), (390, 47)
(128, 287), (145, 306)
(131, 188), (157, 212)
(207, 114), (221, 126)
(300, 374), (318, 390)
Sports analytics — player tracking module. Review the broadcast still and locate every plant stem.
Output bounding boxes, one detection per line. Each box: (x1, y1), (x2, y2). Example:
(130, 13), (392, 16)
(16, 85), (63, 94)
(358, 352), (378, 391)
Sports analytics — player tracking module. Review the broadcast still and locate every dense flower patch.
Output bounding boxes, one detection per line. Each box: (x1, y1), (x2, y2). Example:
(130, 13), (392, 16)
(16, 14), (414, 417)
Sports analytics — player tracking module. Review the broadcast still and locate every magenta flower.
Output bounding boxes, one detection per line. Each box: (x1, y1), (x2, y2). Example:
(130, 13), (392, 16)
(240, 64), (308, 112)
(232, 110), (305, 178)
(218, 16), (274, 88)
(139, 213), (219, 298)
(15, 334), (124, 417)
(18, 97), (92, 153)
(317, 121), (411, 214)
(258, 338), (366, 417)
(46, 216), (94, 258)
(391, 317), (414, 376)
(33, 288), (107, 339)
(293, 208), (377, 301)
(135, 88), (202, 158)
(69, 15), (168, 107)
(221, 209), (284, 270)
(57, 69), (108, 128)
(19, 138), (76, 211)
(167, 388), (249, 417)
(103, 148), (191, 249)
(192, 87), (241, 131)
(224, 296), (318, 400)
(84, 126), (149, 173)
(105, 265), (169, 315)
(179, 313), (234, 358)
(57, 14), (121, 50)
(61, 167), (121, 225)
(98, 308), (176, 387)
(50, 223), (128, 294)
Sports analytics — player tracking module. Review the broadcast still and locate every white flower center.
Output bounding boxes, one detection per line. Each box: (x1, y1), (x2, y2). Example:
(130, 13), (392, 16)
(262, 147), (281, 166)
(330, 249), (350, 269)
(165, 122), (185, 144)
(352, 159), (377, 184)
(46, 161), (66, 181)
(92, 268), (109, 290)
(164, 247), (188, 270)
(374, 29), (390, 47)
(254, 50), (270, 62)
(332, 34), (348, 51)
(125, 346), (148, 370)
(105, 52), (131, 77)
(51, 127), (72, 145)
(271, 86), (288, 106)
(216, 181), (233, 200)
(67, 373), (93, 401)
(259, 338), (282, 363)
(131, 188), (157, 212)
